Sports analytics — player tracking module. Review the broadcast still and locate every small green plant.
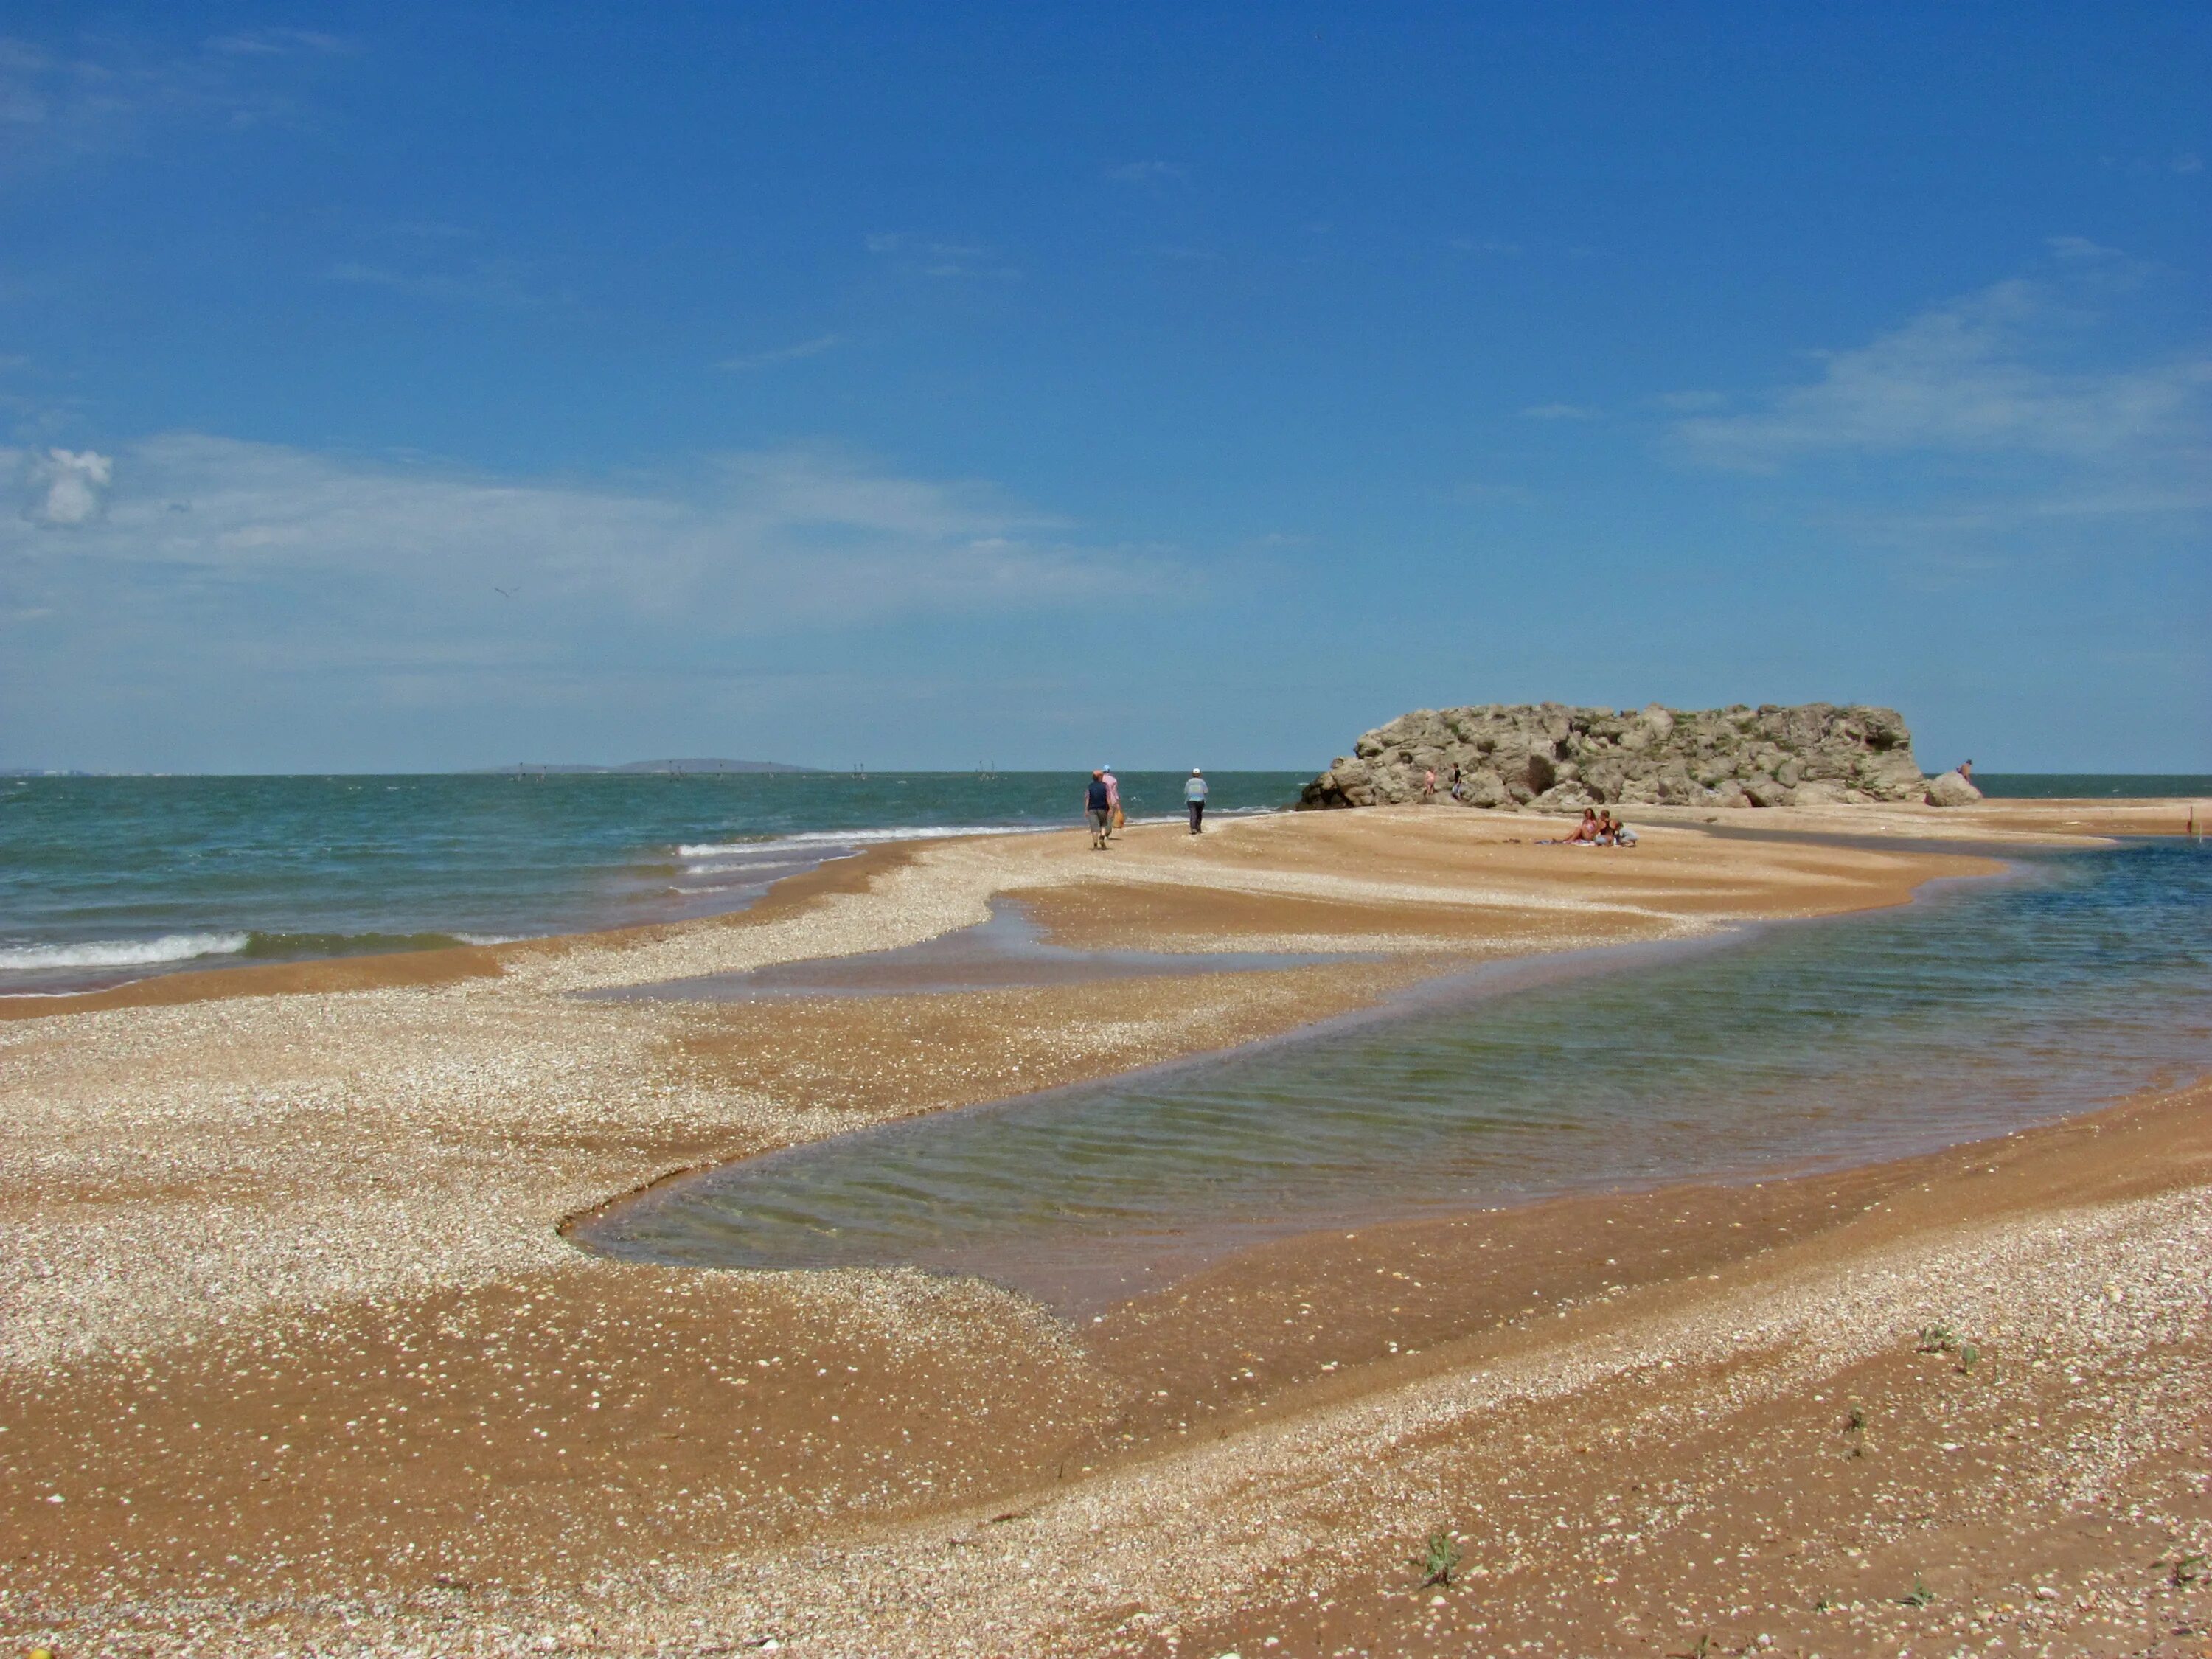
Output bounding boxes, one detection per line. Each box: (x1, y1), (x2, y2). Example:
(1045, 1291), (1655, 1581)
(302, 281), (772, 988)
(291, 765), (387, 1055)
(1900, 1575), (1935, 1609)
(1813, 1594), (1832, 1613)
(1419, 1528), (1464, 1587)
(2172, 1553), (2205, 1587)
(1916, 1324), (1956, 1354)
(1846, 1406), (1866, 1433)
(1955, 1341), (1981, 1373)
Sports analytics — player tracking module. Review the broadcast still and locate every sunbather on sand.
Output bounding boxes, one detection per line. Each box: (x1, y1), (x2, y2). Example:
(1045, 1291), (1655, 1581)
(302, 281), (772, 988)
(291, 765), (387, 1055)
(1540, 808), (1601, 845)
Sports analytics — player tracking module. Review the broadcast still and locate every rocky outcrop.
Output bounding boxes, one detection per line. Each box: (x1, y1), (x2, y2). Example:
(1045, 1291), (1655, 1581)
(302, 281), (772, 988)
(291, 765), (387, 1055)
(1923, 769), (1983, 807)
(1299, 701), (1935, 812)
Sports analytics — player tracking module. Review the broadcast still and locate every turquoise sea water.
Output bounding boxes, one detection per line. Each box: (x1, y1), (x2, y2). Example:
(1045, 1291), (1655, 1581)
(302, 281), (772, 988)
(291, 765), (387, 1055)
(577, 840), (2212, 1310)
(0, 771), (1307, 994)
(1976, 773), (2212, 800)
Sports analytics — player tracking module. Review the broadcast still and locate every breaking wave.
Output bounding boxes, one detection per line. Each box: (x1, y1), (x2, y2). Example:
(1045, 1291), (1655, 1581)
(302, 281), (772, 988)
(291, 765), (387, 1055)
(0, 932), (251, 971)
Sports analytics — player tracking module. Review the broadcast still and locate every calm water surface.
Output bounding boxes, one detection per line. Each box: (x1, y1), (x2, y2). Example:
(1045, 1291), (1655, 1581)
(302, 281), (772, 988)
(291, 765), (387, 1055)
(0, 771), (1305, 992)
(577, 841), (2212, 1308)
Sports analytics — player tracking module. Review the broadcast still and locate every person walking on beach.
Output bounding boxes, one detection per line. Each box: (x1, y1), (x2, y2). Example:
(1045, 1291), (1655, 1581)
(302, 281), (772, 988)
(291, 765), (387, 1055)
(1102, 765), (1123, 838)
(1422, 766), (1438, 802)
(1185, 768), (1209, 835)
(1085, 769), (1113, 849)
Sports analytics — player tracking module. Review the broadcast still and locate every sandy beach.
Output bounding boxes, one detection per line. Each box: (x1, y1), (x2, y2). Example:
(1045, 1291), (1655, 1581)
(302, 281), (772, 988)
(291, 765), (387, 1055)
(4, 800), (2208, 1658)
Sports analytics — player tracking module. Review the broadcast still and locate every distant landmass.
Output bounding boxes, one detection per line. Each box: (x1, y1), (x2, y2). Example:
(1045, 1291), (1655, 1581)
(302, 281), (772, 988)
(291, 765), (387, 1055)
(480, 758), (817, 775)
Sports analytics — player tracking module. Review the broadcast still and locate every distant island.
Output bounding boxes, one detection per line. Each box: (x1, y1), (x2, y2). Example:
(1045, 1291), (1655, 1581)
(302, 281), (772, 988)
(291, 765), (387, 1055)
(1300, 701), (1978, 810)
(479, 758), (818, 776)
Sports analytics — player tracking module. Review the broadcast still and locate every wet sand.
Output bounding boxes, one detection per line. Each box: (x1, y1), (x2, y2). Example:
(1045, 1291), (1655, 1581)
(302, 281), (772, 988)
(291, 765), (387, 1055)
(3, 800), (2206, 1655)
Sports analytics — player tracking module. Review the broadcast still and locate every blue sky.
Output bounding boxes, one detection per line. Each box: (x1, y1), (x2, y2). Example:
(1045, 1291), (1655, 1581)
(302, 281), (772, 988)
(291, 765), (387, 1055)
(2, 4), (2205, 773)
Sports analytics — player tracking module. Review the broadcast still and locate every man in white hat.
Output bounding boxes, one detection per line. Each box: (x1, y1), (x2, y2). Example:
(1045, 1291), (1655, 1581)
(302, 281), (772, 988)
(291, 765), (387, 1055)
(1184, 768), (1208, 835)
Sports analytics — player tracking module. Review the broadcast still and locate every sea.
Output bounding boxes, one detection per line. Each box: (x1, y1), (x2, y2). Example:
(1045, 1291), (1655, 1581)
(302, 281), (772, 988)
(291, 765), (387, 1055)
(0, 771), (1308, 996)
(1, 771), (2202, 999)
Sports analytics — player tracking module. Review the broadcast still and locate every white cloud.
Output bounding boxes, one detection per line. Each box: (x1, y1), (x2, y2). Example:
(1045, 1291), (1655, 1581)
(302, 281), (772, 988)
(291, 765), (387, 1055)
(20, 448), (112, 524)
(1672, 262), (2211, 483)
(717, 333), (845, 372)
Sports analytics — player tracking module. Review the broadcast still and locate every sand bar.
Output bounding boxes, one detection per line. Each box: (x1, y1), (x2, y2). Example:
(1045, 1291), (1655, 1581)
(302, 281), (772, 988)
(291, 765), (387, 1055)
(3, 799), (2207, 1655)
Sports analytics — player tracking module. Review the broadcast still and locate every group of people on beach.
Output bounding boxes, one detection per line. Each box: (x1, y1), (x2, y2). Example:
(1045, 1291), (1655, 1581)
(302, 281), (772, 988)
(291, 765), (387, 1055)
(1422, 762), (1492, 803)
(1085, 767), (1211, 848)
(1540, 807), (1638, 847)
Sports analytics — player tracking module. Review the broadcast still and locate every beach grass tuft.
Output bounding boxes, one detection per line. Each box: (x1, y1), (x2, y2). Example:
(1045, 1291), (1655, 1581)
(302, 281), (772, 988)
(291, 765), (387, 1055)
(1419, 1528), (1464, 1587)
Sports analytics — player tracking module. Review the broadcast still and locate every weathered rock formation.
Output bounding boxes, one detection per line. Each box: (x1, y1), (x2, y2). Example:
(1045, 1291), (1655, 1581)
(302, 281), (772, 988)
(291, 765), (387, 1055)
(1300, 702), (1941, 812)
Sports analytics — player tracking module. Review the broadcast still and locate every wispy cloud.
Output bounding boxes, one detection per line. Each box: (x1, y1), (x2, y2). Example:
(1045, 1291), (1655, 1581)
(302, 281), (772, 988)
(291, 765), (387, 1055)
(864, 232), (1017, 280)
(2101, 150), (2205, 178)
(1454, 480), (1537, 505)
(1105, 160), (1187, 186)
(717, 333), (845, 372)
(1666, 246), (2211, 559)
(0, 434), (1176, 652)
(1672, 258), (2209, 477)
(1520, 403), (1601, 421)
(1448, 235), (1523, 257)
(0, 27), (349, 175)
(324, 258), (561, 308)
(203, 29), (352, 58)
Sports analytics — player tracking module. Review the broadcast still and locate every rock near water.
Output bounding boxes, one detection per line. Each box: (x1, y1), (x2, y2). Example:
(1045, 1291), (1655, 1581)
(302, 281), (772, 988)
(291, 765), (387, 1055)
(1298, 702), (1968, 812)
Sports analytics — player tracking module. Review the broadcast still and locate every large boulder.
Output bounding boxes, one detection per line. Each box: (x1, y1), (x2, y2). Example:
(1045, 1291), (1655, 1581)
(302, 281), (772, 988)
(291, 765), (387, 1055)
(1298, 700), (1935, 813)
(1924, 770), (1983, 807)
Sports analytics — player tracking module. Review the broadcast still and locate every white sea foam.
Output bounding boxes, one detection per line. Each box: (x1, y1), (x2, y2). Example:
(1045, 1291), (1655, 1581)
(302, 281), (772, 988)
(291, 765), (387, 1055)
(676, 824), (1045, 858)
(0, 931), (251, 971)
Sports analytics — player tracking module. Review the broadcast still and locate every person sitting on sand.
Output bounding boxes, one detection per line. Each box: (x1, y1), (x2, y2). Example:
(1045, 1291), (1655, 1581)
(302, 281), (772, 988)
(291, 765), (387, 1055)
(1085, 769), (1113, 849)
(1540, 808), (1601, 846)
(1607, 811), (1638, 847)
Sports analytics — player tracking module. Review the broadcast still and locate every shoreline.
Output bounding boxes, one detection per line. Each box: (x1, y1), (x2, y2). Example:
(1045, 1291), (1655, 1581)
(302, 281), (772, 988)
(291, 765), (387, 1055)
(4, 799), (2207, 1655)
